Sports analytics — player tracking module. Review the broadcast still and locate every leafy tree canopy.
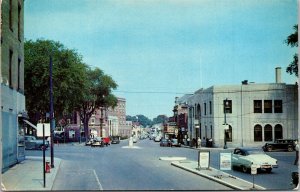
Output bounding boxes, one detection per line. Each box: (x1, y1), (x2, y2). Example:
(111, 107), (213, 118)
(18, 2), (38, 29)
(285, 25), (298, 77)
(24, 39), (88, 123)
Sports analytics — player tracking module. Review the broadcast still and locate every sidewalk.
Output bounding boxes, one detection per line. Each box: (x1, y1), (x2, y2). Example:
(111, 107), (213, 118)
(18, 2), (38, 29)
(171, 160), (265, 190)
(171, 145), (265, 190)
(2, 156), (61, 191)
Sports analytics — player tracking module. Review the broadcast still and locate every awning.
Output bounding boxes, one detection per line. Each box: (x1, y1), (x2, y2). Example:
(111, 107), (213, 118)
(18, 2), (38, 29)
(23, 119), (37, 129)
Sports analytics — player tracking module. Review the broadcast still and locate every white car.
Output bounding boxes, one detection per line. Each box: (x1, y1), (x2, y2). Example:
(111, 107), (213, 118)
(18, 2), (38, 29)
(154, 136), (161, 142)
(232, 148), (278, 173)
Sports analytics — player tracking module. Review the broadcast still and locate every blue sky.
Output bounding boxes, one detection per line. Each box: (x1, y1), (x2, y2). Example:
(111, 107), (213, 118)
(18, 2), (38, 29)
(24, 0), (298, 119)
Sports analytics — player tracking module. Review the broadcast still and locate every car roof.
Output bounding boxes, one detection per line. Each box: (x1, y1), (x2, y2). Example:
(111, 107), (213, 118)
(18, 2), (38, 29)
(234, 147), (262, 151)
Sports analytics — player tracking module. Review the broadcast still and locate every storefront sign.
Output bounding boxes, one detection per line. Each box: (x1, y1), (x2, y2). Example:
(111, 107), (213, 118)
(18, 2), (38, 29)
(220, 153), (232, 170)
(198, 150), (210, 169)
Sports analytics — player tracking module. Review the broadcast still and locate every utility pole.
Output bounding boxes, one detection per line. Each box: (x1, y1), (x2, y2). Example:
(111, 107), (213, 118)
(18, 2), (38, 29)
(49, 56), (54, 168)
(223, 98), (228, 149)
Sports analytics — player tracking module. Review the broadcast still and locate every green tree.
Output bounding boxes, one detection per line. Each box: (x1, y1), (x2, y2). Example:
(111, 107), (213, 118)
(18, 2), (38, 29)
(24, 39), (88, 123)
(286, 25), (298, 77)
(77, 67), (118, 139)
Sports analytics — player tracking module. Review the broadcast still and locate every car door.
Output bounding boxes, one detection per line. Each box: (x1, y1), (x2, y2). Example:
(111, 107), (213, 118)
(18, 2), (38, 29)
(232, 149), (242, 166)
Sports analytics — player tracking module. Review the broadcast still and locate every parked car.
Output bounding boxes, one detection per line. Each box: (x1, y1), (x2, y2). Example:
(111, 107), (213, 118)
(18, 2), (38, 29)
(154, 136), (161, 142)
(111, 136), (120, 144)
(160, 138), (171, 147)
(91, 137), (104, 147)
(232, 147), (278, 173)
(262, 139), (297, 152)
(24, 135), (49, 150)
(170, 139), (181, 147)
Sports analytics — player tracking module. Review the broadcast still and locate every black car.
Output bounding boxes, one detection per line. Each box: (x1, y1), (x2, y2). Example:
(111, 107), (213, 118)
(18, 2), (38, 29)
(262, 139), (297, 152)
(160, 138), (171, 147)
(111, 136), (120, 144)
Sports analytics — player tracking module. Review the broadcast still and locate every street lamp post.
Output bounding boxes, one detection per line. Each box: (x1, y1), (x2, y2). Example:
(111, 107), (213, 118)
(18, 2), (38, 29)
(224, 98), (228, 149)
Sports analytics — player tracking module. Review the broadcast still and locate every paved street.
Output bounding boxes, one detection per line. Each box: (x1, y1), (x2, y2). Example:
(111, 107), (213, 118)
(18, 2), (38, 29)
(25, 139), (297, 190)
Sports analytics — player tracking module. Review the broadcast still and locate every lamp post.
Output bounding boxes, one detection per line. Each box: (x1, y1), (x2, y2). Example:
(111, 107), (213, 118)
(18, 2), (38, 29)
(49, 56), (54, 168)
(223, 98), (228, 149)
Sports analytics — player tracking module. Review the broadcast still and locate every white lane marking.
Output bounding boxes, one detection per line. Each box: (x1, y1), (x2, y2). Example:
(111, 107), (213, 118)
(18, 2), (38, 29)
(93, 169), (103, 190)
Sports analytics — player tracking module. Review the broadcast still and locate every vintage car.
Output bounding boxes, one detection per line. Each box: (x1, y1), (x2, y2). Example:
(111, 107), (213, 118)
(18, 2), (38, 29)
(232, 147), (278, 173)
(91, 137), (104, 147)
(111, 136), (120, 144)
(24, 135), (49, 150)
(170, 139), (181, 147)
(160, 138), (171, 147)
(262, 139), (297, 152)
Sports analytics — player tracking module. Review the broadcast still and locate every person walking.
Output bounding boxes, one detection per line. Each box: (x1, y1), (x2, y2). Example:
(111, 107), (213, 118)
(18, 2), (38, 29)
(197, 137), (201, 148)
(294, 141), (299, 165)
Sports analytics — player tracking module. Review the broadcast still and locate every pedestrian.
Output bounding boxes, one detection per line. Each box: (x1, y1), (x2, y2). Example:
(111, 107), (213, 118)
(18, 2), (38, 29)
(294, 140), (299, 165)
(197, 137), (201, 148)
(187, 137), (190, 146)
(193, 138), (197, 148)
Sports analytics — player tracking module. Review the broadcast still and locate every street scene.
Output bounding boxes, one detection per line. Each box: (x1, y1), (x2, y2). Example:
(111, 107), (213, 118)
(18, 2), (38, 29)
(0, 0), (299, 191)
(16, 139), (299, 190)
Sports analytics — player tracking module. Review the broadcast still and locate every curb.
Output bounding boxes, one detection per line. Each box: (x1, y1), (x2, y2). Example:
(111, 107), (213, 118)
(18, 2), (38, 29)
(171, 161), (265, 190)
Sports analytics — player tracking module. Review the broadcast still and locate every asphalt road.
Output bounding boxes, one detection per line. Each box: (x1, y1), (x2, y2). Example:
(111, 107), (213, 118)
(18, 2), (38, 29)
(25, 139), (297, 190)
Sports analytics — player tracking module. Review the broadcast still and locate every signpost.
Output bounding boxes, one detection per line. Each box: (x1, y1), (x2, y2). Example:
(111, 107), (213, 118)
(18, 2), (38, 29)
(198, 150), (210, 170)
(251, 164), (258, 189)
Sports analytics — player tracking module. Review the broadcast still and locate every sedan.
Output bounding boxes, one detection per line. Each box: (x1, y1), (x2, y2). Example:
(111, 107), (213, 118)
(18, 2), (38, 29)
(91, 137), (104, 147)
(170, 139), (181, 147)
(160, 138), (171, 147)
(232, 147), (278, 173)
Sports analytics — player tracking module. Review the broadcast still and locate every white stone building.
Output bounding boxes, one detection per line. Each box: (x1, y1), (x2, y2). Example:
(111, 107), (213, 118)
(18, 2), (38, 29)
(187, 72), (298, 148)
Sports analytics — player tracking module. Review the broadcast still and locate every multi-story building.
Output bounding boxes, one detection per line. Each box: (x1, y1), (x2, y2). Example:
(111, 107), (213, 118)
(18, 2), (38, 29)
(66, 97), (131, 141)
(186, 68), (298, 148)
(1, 0), (25, 172)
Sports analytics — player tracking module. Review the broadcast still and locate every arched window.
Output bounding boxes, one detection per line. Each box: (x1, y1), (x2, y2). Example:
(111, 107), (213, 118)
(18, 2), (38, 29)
(196, 104), (201, 119)
(264, 124), (273, 141)
(274, 124), (283, 140)
(225, 125), (232, 142)
(254, 124), (262, 141)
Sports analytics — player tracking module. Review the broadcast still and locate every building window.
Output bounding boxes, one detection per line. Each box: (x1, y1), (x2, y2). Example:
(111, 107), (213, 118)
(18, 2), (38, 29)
(254, 124), (262, 141)
(9, 0), (13, 31)
(9, 50), (13, 88)
(264, 100), (272, 113)
(274, 124), (283, 140)
(223, 100), (232, 113)
(274, 100), (283, 113)
(18, 3), (21, 41)
(264, 124), (273, 141)
(225, 125), (232, 142)
(210, 125), (213, 138)
(204, 103), (207, 115)
(254, 100), (262, 113)
(209, 101), (212, 114)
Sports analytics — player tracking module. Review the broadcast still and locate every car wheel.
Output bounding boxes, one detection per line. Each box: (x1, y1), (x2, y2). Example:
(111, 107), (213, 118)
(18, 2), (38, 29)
(242, 166), (248, 173)
(288, 146), (293, 152)
(265, 168), (272, 173)
(267, 146), (272, 152)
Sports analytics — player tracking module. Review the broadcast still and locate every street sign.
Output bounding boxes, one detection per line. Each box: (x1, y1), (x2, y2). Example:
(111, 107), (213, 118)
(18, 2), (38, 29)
(220, 153), (232, 170)
(198, 150), (210, 169)
(251, 165), (258, 175)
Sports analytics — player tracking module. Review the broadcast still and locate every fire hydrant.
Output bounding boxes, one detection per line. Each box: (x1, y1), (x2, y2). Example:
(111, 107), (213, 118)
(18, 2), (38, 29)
(45, 161), (51, 173)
